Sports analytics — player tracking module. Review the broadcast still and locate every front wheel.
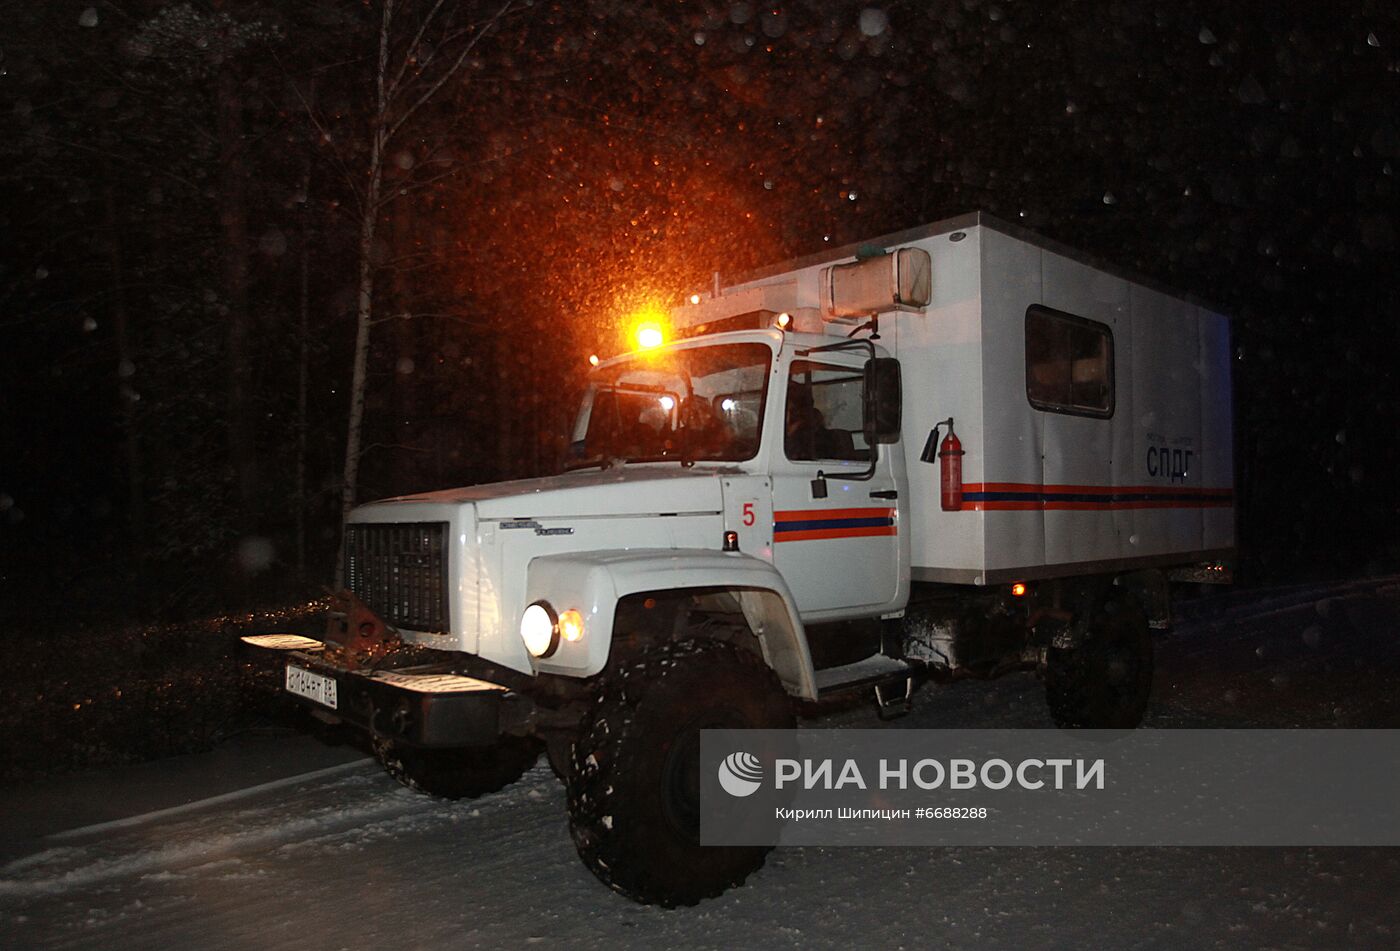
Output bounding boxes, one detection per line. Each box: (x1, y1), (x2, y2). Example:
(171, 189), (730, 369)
(1045, 594), (1153, 729)
(372, 735), (541, 800)
(567, 638), (795, 907)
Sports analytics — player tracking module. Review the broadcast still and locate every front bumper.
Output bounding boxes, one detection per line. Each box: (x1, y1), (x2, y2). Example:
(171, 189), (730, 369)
(242, 634), (529, 749)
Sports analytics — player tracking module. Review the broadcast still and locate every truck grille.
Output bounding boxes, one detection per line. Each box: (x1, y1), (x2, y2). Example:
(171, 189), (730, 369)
(345, 522), (450, 632)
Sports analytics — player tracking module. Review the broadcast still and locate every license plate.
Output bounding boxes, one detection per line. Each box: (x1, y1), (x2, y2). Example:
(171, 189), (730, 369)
(286, 664), (338, 710)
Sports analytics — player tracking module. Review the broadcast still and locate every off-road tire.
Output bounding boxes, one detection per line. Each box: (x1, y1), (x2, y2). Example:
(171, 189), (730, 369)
(1045, 593), (1153, 729)
(567, 638), (795, 907)
(372, 735), (541, 800)
(544, 734), (572, 782)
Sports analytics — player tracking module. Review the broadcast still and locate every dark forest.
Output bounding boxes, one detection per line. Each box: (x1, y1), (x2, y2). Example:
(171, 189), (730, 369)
(4, 0), (1398, 626)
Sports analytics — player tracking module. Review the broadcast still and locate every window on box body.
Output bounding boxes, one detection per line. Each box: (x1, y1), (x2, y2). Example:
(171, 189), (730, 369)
(1025, 306), (1114, 417)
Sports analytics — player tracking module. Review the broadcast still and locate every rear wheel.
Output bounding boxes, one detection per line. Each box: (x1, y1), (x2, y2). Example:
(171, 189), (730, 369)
(372, 735), (541, 800)
(1045, 593), (1153, 729)
(567, 638), (795, 907)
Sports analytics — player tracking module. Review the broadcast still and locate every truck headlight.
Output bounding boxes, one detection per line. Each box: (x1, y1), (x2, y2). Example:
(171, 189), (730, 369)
(520, 602), (559, 658)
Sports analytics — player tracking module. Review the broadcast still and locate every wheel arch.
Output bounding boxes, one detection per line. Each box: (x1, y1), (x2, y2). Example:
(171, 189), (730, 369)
(524, 549), (817, 699)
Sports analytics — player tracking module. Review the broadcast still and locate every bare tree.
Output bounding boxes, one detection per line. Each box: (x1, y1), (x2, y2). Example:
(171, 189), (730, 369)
(296, 0), (514, 582)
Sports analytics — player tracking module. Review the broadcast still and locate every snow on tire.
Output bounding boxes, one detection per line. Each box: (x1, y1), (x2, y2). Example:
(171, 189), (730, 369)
(566, 638), (795, 907)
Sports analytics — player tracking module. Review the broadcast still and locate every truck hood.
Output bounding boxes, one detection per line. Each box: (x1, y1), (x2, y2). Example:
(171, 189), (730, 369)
(370, 465), (733, 521)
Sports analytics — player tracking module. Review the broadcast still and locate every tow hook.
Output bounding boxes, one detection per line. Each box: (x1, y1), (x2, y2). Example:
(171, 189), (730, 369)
(368, 698), (415, 741)
(322, 588), (402, 670)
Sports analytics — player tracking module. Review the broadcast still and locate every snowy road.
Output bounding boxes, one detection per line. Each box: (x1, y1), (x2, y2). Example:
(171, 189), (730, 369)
(3, 580), (1400, 950)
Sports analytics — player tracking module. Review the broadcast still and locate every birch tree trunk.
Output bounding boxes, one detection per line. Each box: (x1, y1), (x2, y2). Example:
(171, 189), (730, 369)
(335, 2), (392, 586)
(340, 152), (382, 527)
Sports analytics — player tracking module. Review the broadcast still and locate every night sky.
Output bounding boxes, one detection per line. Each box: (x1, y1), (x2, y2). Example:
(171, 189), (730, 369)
(2, 0), (1398, 619)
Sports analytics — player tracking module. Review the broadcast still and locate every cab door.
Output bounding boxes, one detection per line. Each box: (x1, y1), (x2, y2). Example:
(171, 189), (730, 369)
(769, 354), (903, 617)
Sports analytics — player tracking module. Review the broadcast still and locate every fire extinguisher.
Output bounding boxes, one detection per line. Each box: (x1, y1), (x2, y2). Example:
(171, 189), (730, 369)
(920, 417), (965, 511)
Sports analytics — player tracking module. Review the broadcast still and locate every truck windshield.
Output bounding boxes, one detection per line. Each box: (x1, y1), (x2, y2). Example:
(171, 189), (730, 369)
(566, 342), (772, 469)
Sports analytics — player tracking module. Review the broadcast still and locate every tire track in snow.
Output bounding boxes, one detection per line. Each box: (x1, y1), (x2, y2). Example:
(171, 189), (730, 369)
(0, 768), (420, 899)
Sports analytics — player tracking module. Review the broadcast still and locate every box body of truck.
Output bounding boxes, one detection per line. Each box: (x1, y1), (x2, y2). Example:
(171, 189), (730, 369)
(699, 213), (1234, 586)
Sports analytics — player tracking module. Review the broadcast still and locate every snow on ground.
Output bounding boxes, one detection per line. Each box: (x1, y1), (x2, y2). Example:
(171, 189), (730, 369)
(2, 580), (1399, 950)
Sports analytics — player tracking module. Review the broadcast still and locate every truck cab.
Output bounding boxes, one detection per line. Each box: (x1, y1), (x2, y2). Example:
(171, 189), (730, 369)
(567, 328), (909, 623)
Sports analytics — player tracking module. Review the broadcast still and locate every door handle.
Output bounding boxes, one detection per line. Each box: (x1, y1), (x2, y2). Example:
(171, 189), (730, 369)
(869, 489), (898, 499)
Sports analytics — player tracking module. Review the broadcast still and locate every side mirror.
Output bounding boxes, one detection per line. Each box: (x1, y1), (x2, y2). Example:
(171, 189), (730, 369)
(864, 357), (902, 444)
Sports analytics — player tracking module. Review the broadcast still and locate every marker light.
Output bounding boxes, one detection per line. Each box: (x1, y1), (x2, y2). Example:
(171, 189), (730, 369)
(689, 294), (702, 305)
(634, 323), (665, 350)
(1010, 582), (1027, 598)
(520, 602), (559, 658)
(588, 354), (600, 367)
(776, 311), (791, 329)
(559, 609), (585, 643)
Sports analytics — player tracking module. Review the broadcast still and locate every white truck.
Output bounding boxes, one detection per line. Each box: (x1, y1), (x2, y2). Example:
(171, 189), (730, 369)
(245, 212), (1234, 906)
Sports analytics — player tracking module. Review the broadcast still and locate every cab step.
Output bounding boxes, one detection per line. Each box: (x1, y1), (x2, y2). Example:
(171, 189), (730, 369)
(814, 652), (912, 697)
